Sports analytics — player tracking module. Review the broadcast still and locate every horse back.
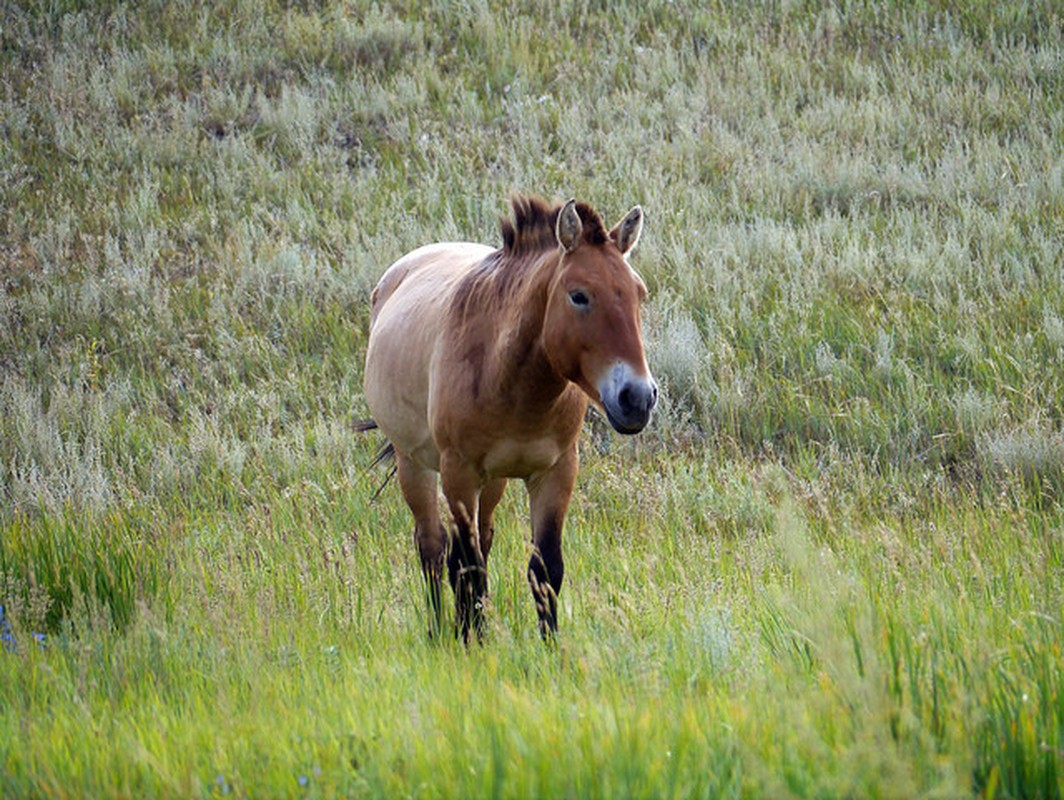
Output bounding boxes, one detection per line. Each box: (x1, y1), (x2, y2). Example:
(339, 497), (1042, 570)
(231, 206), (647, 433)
(369, 243), (493, 325)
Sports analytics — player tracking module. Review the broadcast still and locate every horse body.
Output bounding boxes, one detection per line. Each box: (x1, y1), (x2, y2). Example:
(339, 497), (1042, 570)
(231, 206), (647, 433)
(367, 240), (585, 478)
(365, 242), (495, 472)
(364, 196), (656, 639)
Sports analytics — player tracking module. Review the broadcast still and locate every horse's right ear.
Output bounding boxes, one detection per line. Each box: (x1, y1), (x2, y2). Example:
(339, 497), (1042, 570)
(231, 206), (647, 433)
(556, 199), (582, 253)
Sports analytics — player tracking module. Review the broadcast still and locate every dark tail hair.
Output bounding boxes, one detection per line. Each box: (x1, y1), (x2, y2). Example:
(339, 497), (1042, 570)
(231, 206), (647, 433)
(353, 418), (396, 501)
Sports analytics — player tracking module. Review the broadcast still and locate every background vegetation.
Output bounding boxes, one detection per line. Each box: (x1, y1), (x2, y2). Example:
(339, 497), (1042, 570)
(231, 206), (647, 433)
(1, 0), (1061, 796)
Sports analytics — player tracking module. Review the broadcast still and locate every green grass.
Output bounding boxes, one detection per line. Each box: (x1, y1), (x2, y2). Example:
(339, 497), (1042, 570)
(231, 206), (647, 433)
(2, 0), (1062, 796)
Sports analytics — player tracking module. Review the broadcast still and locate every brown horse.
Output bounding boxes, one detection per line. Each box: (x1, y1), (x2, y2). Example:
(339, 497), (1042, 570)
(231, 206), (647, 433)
(363, 195), (657, 640)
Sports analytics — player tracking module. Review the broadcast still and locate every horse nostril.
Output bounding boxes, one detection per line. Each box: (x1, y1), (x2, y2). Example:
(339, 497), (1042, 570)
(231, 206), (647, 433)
(619, 381), (655, 415)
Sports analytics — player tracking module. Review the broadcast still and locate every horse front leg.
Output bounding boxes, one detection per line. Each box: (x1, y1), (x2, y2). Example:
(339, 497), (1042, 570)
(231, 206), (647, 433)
(526, 446), (578, 639)
(441, 452), (487, 643)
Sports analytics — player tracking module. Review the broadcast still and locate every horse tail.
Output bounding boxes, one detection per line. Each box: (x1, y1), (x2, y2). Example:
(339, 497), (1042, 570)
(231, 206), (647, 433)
(353, 418), (396, 500)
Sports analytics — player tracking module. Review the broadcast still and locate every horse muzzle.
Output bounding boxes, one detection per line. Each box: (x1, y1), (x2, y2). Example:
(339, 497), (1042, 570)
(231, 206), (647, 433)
(598, 362), (658, 435)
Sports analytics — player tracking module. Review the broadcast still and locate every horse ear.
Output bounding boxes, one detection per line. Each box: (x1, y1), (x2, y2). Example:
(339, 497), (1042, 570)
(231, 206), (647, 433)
(556, 198), (582, 253)
(610, 205), (643, 255)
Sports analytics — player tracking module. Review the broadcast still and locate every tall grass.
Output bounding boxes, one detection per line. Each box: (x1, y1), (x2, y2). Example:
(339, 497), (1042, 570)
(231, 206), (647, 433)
(1, 0), (1062, 796)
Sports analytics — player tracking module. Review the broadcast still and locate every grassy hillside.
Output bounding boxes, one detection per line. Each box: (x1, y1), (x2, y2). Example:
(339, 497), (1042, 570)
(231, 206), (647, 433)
(1, 0), (1061, 796)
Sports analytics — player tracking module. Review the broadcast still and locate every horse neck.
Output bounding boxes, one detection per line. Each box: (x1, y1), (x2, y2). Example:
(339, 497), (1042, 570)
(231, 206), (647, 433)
(494, 249), (568, 396)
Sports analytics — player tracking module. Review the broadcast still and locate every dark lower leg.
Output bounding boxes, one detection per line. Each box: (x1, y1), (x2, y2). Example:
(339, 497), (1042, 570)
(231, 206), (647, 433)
(528, 531), (564, 638)
(448, 527), (487, 643)
(440, 455), (491, 643)
(397, 454), (447, 639)
(525, 449), (576, 641)
(418, 524), (448, 638)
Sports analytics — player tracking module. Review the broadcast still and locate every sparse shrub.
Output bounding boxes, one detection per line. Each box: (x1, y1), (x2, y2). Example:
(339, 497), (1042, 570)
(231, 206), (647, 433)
(978, 417), (1064, 489)
(1043, 306), (1064, 357)
(253, 85), (320, 162)
(0, 573), (51, 639)
(644, 294), (717, 436)
(663, 458), (774, 538)
(953, 388), (1000, 438)
(0, 378), (115, 515)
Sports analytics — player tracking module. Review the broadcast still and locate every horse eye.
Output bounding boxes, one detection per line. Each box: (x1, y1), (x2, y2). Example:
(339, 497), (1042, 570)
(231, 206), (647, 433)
(568, 290), (590, 308)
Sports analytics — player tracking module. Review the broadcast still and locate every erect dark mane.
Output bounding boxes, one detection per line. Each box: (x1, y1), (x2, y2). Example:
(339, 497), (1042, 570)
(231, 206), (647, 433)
(499, 195), (608, 255)
(452, 195), (610, 322)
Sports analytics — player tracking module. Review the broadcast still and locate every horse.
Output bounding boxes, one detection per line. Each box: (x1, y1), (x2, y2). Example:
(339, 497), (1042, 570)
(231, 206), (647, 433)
(363, 195), (657, 640)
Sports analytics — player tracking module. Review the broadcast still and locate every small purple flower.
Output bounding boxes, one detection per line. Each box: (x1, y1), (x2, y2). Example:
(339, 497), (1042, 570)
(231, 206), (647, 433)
(1, 605), (15, 653)
(0, 606), (45, 652)
(298, 774), (309, 787)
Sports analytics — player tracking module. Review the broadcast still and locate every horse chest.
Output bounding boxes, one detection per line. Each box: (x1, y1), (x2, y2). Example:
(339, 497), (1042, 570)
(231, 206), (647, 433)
(433, 385), (586, 480)
(481, 435), (566, 479)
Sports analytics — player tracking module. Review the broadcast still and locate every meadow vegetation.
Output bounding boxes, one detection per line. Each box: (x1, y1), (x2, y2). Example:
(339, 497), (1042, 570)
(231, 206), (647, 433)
(1, 0), (1062, 796)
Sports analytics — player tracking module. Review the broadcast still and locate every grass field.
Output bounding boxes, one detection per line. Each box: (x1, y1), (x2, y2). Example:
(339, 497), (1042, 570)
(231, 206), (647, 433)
(1, 0), (1062, 796)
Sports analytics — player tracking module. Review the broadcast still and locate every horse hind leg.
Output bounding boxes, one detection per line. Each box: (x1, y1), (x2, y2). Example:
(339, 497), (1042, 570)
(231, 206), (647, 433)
(477, 479), (507, 564)
(396, 453), (448, 638)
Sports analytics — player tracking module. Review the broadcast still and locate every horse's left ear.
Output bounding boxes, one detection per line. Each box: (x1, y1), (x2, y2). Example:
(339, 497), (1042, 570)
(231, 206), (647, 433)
(610, 206), (643, 255)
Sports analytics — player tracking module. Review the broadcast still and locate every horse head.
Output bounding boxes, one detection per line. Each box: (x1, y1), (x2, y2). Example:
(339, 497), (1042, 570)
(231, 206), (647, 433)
(543, 199), (658, 434)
